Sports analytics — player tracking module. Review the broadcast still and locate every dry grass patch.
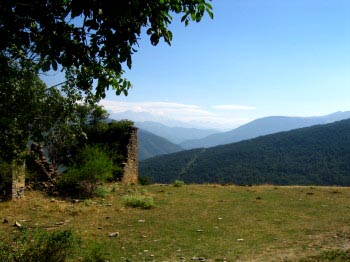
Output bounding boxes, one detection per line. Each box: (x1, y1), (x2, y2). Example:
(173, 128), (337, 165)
(1, 185), (350, 261)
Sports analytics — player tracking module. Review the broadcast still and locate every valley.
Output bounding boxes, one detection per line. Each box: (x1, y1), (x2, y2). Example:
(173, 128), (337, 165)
(140, 118), (350, 185)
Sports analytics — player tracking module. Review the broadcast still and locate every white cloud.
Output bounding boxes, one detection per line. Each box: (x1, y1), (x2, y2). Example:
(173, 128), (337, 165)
(99, 100), (252, 130)
(100, 100), (214, 117)
(212, 104), (256, 110)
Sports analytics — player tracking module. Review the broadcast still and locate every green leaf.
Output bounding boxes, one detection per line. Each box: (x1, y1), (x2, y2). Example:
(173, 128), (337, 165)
(190, 13), (196, 21)
(196, 12), (202, 22)
(127, 57), (132, 69)
(122, 80), (127, 89)
(146, 28), (153, 35)
(150, 34), (159, 46)
(52, 60), (58, 71)
(42, 60), (51, 72)
(205, 2), (213, 9)
(207, 9), (214, 19)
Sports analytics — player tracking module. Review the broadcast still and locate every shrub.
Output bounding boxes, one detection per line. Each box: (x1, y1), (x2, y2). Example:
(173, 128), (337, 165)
(84, 120), (134, 181)
(174, 180), (185, 187)
(95, 187), (110, 198)
(123, 195), (155, 209)
(138, 176), (151, 185)
(140, 188), (148, 195)
(0, 229), (76, 262)
(59, 145), (114, 197)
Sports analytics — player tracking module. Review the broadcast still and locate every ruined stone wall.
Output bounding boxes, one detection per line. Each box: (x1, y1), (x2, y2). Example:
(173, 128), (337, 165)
(26, 143), (60, 193)
(9, 127), (139, 200)
(122, 127), (138, 184)
(11, 161), (26, 199)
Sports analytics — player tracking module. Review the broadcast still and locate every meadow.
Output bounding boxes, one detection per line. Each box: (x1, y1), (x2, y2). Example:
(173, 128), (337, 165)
(1, 184), (350, 261)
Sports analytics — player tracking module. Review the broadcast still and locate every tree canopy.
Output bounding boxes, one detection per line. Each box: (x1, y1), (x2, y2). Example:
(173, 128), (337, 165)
(1, 0), (213, 100)
(0, 57), (101, 164)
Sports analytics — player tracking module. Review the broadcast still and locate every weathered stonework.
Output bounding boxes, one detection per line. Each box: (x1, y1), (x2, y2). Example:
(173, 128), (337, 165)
(26, 143), (60, 193)
(11, 161), (26, 199)
(122, 127), (138, 184)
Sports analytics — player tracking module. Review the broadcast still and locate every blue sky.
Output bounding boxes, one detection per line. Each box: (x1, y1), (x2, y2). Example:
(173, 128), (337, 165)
(48, 0), (350, 130)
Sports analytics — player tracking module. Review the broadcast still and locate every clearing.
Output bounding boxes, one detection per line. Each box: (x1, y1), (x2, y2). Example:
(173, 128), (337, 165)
(1, 184), (350, 261)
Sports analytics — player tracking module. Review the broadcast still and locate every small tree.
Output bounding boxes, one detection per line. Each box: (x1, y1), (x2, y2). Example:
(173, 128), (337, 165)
(64, 145), (114, 197)
(0, 58), (93, 167)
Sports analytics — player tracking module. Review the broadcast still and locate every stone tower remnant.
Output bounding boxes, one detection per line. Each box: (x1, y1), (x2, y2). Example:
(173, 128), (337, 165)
(121, 127), (138, 184)
(11, 161), (26, 199)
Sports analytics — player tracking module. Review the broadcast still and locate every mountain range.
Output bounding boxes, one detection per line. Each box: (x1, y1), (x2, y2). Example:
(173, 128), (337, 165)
(139, 118), (350, 186)
(135, 121), (219, 144)
(180, 111), (350, 149)
(112, 111), (350, 161)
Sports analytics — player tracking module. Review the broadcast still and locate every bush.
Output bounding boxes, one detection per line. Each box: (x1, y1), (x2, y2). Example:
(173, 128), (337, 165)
(84, 120), (134, 181)
(59, 145), (114, 197)
(0, 229), (76, 262)
(95, 187), (110, 198)
(0, 160), (12, 201)
(174, 180), (185, 187)
(138, 176), (151, 185)
(123, 195), (155, 209)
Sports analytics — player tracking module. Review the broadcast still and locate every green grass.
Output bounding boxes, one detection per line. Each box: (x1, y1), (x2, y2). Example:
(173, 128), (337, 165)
(123, 194), (155, 209)
(1, 184), (350, 261)
(300, 249), (350, 261)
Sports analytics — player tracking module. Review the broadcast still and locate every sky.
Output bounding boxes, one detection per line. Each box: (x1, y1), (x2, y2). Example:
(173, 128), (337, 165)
(47, 0), (350, 131)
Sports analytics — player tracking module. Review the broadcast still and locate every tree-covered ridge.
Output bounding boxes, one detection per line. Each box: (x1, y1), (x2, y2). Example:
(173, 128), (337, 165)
(140, 119), (350, 185)
(138, 129), (184, 161)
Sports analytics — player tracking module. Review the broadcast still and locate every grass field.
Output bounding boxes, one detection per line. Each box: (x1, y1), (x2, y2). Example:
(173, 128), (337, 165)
(1, 184), (350, 261)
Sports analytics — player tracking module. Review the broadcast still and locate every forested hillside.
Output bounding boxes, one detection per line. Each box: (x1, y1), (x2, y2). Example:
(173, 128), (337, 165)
(140, 119), (350, 185)
(138, 129), (184, 160)
(136, 121), (219, 144)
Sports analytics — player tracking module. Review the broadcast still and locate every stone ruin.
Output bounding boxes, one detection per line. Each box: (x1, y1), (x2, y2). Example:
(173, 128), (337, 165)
(121, 127), (138, 184)
(25, 143), (61, 193)
(10, 127), (139, 200)
(11, 161), (26, 200)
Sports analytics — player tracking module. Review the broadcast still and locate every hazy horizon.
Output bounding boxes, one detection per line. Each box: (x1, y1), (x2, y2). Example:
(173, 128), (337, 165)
(107, 109), (350, 132)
